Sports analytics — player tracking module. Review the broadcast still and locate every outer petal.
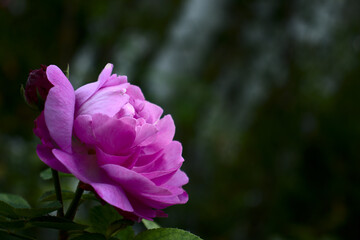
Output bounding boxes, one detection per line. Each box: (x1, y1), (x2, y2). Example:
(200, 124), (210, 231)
(75, 63), (113, 109)
(116, 197), (157, 221)
(102, 74), (127, 87)
(142, 115), (175, 154)
(91, 182), (133, 212)
(163, 170), (189, 188)
(45, 65), (75, 152)
(34, 112), (53, 147)
(52, 149), (101, 183)
(102, 165), (184, 208)
(126, 85), (145, 101)
(92, 114), (136, 155)
(137, 101), (163, 124)
(135, 141), (183, 173)
(52, 149), (134, 212)
(37, 145), (70, 173)
(101, 164), (171, 196)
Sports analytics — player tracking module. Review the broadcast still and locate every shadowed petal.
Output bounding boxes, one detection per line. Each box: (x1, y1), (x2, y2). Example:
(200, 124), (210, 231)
(102, 164), (171, 196)
(37, 145), (70, 173)
(96, 146), (140, 169)
(73, 115), (96, 145)
(91, 182), (134, 212)
(53, 149), (134, 212)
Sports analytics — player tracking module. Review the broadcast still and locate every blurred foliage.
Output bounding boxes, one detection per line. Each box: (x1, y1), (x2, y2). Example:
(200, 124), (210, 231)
(1, 0), (360, 239)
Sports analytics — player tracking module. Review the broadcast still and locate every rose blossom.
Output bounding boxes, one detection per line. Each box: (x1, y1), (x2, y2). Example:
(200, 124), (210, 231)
(24, 65), (53, 109)
(33, 63), (188, 221)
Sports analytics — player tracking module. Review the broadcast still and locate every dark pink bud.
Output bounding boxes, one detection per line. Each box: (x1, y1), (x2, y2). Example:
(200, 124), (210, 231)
(24, 65), (53, 110)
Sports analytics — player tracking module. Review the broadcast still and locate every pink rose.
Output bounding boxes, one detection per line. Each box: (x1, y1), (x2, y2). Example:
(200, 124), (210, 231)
(33, 63), (188, 221)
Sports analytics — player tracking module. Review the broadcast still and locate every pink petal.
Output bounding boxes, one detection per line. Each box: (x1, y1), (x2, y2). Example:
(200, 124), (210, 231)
(135, 141), (184, 173)
(137, 101), (163, 124)
(133, 150), (163, 167)
(163, 169), (189, 188)
(34, 112), (52, 147)
(141, 169), (178, 186)
(73, 115), (96, 145)
(45, 66), (75, 152)
(96, 146), (140, 169)
(117, 197), (157, 221)
(91, 182), (133, 212)
(77, 84), (130, 117)
(101, 164), (171, 196)
(126, 85), (145, 101)
(102, 74), (127, 87)
(75, 63), (113, 109)
(37, 145), (70, 173)
(52, 149), (134, 212)
(133, 123), (157, 147)
(92, 114), (136, 155)
(143, 115), (175, 154)
(102, 165), (182, 208)
(52, 149), (101, 183)
(46, 65), (72, 89)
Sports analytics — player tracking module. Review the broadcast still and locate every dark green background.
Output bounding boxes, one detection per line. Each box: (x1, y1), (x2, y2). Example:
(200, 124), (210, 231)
(1, 0), (360, 239)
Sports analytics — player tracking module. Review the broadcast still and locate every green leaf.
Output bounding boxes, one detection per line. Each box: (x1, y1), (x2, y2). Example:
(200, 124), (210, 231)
(0, 230), (35, 240)
(39, 190), (75, 202)
(0, 217), (26, 229)
(28, 216), (87, 230)
(40, 168), (74, 180)
(0, 193), (30, 218)
(106, 219), (134, 238)
(82, 193), (100, 202)
(70, 233), (106, 240)
(0, 201), (18, 218)
(110, 226), (134, 240)
(88, 205), (124, 235)
(142, 219), (161, 229)
(0, 194), (30, 209)
(40, 168), (52, 180)
(14, 201), (62, 218)
(134, 228), (202, 240)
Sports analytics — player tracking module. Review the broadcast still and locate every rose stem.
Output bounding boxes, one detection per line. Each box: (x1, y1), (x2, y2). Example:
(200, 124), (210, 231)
(65, 182), (84, 220)
(51, 169), (64, 217)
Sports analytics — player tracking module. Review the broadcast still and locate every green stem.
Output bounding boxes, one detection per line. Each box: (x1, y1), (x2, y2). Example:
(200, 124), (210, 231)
(51, 169), (64, 217)
(65, 182), (84, 220)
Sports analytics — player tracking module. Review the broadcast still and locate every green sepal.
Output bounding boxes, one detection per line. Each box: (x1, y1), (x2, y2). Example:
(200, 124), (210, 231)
(142, 219), (161, 229)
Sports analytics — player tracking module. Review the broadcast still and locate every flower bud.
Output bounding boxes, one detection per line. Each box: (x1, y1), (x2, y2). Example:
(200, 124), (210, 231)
(24, 65), (53, 110)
